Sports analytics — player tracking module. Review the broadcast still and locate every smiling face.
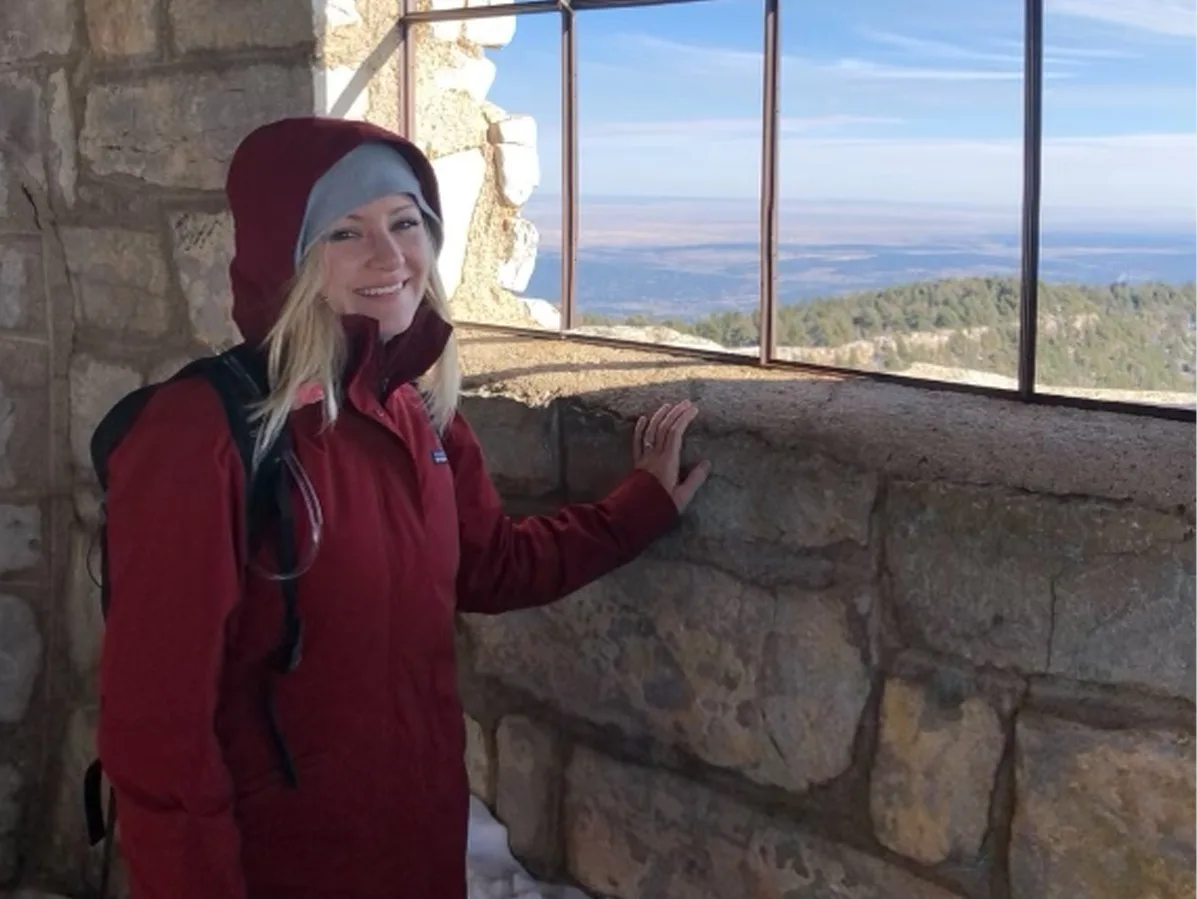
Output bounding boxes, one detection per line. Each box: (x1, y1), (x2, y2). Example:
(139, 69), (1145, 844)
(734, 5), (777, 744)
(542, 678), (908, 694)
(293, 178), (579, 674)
(319, 192), (433, 340)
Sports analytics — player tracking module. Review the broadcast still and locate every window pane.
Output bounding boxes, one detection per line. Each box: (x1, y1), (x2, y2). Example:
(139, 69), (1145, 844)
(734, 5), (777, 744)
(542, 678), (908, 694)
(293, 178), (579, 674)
(572, 0), (763, 353)
(412, 6), (561, 329)
(778, 1), (1024, 385)
(1038, 5), (1196, 408)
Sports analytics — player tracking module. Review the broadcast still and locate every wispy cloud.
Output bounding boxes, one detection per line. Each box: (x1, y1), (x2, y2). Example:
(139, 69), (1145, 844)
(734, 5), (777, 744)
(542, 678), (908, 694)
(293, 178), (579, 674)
(828, 58), (1025, 81)
(620, 33), (1035, 83)
(859, 30), (1023, 65)
(1046, 0), (1196, 36)
(581, 115), (900, 145)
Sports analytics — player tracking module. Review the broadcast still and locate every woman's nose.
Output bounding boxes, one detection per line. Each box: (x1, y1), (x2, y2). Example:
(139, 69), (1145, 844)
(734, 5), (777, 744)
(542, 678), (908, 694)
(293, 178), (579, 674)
(369, 229), (404, 268)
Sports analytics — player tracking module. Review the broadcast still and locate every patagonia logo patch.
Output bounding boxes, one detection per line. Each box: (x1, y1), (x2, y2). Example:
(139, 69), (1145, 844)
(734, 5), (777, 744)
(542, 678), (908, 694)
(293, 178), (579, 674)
(431, 447), (448, 465)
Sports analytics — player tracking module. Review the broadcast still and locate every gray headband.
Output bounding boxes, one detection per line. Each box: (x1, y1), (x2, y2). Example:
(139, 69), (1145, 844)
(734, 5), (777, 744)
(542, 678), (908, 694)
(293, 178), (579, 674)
(294, 141), (443, 266)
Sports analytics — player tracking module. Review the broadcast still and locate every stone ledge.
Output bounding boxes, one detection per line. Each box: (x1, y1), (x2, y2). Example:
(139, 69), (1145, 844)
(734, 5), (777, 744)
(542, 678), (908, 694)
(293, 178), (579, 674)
(458, 329), (1195, 515)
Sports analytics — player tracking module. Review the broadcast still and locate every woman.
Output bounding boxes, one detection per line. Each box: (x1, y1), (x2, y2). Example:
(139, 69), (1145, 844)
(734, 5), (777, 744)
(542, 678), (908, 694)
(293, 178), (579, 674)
(95, 115), (710, 899)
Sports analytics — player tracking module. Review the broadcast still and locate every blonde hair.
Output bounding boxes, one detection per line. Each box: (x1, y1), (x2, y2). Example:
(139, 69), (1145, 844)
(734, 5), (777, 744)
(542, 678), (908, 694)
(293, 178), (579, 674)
(252, 246), (461, 464)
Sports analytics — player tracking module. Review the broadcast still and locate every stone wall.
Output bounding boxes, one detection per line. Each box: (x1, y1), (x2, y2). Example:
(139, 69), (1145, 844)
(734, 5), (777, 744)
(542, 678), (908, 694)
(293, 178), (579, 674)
(453, 332), (1196, 899)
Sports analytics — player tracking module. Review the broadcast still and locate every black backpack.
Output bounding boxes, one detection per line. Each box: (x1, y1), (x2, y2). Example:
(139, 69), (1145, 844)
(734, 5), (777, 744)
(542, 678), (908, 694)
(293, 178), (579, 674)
(82, 343), (306, 898)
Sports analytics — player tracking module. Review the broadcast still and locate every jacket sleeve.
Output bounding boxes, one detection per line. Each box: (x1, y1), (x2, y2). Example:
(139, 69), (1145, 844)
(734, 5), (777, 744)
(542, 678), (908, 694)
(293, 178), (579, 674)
(445, 409), (679, 615)
(96, 378), (248, 899)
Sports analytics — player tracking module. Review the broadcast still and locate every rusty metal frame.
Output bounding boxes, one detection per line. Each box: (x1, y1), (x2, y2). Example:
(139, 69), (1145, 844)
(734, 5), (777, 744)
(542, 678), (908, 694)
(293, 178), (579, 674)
(396, 0), (1195, 422)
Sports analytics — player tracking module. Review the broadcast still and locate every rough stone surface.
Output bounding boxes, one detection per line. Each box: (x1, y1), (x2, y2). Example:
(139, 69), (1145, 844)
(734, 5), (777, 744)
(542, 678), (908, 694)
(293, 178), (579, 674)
(1050, 540), (1195, 700)
(488, 115), (537, 147)
(0, 0), (74, 59)
(459, 394), (557, 495)
(46, 70), (77, 207)
(0, 340), (49, 491)
(869, 677), (1003, 865)
(464, 14), (516, 48)
(67, 528), (103, 679)
(0, 505), (40, 575)
(564, 409), (876, 568)
(63, 228), (173, 338)
(313, 66), (371, 120)
(497, 216), (538, 293)
(170, 211), (241, 349)
(464, 715), (493, 805)
(85, 0), (158, 56)
(320, 0), (362, 27)
(431, 149), (486, 300)
(0, 239), (44, 331)
(565, 747), (962, 899)
(495, 143), (539, 208)
(169, 0), (316, 51)
(69, 356), (143, 474)
(888, 481), (1193, 679)
(0, 763), (19, 882)
(1010, 714), (1195, 899)
(496, 716), (560, 869)
(81, 67), (313, 190)
(434, 52), (497, 104)
(0, 75), (46, 188)
(467, 558), (870, 793)
(455, 332), (1195, 515)
(0, 594), (43, 723)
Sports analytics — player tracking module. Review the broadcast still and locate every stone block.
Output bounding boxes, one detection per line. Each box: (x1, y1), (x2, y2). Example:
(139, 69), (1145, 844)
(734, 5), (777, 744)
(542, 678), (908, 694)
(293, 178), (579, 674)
(458, 394), (558, 496)
(81, 66), (313, 190)
(464, 715), (493, 804)
(488, 115), (537, 148)
(47, 70), (77, 208)
(0, 593), (43, 722)
(69, 356), (143, 475)
(887, 480), (1194, 680)
(0, 74), (46, 189)
(869, 677), (1003, 865)
(565, 747), (962, 899)
(67, 527), (104, 679)
(465, 15), (515, 48)
(85, 0), (158, 57)
(318, 0), (361, 28)
(467, 558), (870, 794)
(495, 716), (561, 870)
(1050, 540), (1195, 700)
(0, 237), (46, 332)
(431, 149), (486, 299)
(495, 143), (539, 208)
(0, 0), (74, 59)
(62, 228), (173, 338)
(313, 66), (370, 120)
(170, 211), (241, 350)
(0, 763), (21, 881)
(0, 504), (41, 576)
(169, 0), (315, 52)
(497, 216), (538, 294)
(1010, 713), (1195, 899)
(0, 339), (50, 490)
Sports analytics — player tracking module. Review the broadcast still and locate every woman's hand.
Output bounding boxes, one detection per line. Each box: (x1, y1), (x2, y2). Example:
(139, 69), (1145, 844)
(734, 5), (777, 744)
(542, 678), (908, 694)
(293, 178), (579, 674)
(632, 400), (712, 513)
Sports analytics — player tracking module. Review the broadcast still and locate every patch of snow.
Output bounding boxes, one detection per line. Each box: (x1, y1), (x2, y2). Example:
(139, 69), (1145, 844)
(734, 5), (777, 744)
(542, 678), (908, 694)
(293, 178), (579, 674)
(467, 796), (589, 899)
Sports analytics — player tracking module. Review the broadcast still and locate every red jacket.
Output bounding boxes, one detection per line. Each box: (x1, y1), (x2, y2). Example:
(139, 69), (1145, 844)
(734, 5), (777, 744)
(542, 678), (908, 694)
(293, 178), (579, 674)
(95, 118), (679, 899)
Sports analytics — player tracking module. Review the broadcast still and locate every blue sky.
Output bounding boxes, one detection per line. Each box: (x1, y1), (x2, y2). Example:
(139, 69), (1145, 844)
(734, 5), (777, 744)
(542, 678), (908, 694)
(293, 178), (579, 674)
(480, 0), (1194, 227)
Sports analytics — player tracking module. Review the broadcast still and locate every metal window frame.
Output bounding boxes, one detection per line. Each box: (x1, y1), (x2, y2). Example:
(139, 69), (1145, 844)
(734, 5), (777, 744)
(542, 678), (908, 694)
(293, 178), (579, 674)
(397, 0), (1195, 423)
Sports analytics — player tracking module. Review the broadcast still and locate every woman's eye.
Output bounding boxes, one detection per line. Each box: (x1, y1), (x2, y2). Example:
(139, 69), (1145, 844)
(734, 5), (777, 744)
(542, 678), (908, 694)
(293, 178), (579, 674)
(391, 218), (420, 232)
(326, 229), (357, 242)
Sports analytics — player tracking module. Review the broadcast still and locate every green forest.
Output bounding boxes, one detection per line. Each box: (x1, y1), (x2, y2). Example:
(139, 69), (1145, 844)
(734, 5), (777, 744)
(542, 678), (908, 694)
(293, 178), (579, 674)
(578, 277), (1196, 393)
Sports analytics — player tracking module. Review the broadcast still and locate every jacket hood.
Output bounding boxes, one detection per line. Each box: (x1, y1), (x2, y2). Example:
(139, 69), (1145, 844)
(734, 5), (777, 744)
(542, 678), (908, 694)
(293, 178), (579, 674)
(225, 116), (444, 346)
